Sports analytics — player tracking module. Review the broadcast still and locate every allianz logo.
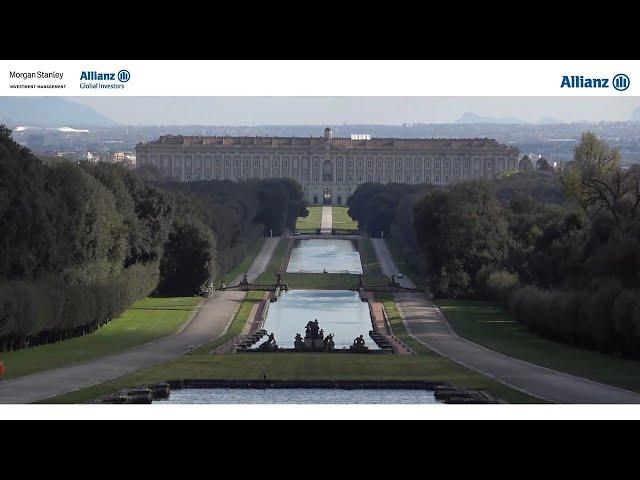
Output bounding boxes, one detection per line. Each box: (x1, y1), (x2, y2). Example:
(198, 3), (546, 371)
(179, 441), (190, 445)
(561, 74), (629, 91)
(80, 70), (130, 82)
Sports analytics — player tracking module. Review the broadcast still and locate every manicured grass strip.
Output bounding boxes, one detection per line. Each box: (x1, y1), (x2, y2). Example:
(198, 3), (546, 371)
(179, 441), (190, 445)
(255, 238), (290, 285)
(296, 206), (323, 231)
(377, 294), (540, 403)
(222, 238), (266, 284)
(43, 349), (539, 404)
(435, 299), (640, 395)
(282, 273), (360, 290)
(0, 297), (202, 381)
(359, 238), (389, 285)
(332, 206), (358, 231)
(191, 291), (265, 354)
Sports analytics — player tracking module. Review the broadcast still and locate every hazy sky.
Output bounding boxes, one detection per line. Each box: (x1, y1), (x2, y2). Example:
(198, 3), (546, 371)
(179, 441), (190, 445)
(69, 97), (640, 125)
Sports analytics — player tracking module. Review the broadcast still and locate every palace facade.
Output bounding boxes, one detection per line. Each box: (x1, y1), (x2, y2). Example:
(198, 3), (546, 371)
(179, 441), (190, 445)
(136, 128), (519, 205)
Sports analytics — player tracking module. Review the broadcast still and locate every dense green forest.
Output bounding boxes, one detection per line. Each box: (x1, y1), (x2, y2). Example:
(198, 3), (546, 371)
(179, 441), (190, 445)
(0, 126), (306, 352)
(349, 133), (640, 357)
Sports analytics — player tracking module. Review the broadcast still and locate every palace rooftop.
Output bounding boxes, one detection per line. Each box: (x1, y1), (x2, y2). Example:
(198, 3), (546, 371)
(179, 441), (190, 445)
(139, 135), (516, 151)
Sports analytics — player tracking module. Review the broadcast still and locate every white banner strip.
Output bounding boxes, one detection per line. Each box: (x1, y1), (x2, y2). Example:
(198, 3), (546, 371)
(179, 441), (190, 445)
(3, 404), (640, 420)
(1, 60), (638, 96)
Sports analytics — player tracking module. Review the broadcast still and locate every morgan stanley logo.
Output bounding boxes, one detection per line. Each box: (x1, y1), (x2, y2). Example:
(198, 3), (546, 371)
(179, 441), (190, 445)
(561, 74), (630, 92)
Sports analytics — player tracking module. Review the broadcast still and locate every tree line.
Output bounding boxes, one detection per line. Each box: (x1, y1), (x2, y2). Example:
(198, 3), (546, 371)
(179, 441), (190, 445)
(348, 133), (640, 358)
(0, 126), (306, 351)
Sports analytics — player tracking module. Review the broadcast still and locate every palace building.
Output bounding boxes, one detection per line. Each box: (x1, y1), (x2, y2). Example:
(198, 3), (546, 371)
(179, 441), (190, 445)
(136, 128), (519, 205)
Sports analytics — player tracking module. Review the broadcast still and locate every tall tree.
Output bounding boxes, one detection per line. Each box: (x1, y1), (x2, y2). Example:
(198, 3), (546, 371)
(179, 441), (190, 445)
(519, 155), (534, 172)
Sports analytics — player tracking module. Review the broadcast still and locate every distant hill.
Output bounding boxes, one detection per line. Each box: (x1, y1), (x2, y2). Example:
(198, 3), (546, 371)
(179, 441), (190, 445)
(0, 97), (116, 128)
(454, 112), (524, 124)
(631, 106), (640, 122)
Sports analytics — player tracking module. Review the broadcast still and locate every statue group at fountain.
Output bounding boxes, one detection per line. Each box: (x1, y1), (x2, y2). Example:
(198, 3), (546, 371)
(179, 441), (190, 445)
(258, 332), (279, 352)
(294, 319), (335, 352)
(258, 319), (369, 353)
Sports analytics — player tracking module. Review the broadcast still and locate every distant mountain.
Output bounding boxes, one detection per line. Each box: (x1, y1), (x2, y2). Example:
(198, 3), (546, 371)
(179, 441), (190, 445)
(631, 106), (640, 122)
(454, 112), (524, 124)
(0, 97), (116, 128)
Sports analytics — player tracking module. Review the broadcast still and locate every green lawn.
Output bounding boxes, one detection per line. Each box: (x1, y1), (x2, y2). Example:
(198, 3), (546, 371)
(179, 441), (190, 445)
(296, 206), (323, 233)
(0, 297), (202, 380)
(332, 206), (358, 231)
(221, 238), (266, 285)
(435, 299), (640, 395)
(44, 351), (538, 404)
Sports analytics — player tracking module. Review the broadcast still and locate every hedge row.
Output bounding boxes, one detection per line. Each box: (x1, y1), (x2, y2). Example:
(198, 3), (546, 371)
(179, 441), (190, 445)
(509, 285), (640, 357)
(0, 262), (159, 352)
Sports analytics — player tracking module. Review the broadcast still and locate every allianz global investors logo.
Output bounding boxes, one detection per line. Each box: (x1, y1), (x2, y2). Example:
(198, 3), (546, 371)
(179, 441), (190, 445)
(80, 70), (130, 90)
(561, 74), (630, 92)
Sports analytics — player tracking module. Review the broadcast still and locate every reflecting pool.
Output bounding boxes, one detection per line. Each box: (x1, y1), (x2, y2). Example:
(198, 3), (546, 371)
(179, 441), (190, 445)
(157, 388), (438, 404)
(261, 290), (376, 350)
(287, 239), (363, 274)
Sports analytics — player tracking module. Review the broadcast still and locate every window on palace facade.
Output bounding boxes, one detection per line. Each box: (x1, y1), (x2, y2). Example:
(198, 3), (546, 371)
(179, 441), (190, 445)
(396, 175), (402, 183)
(425, 175), (431, 183)
(445, 175), (450, 183)
(348, 174), (353, 182)
(322, 160), (333, 182)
